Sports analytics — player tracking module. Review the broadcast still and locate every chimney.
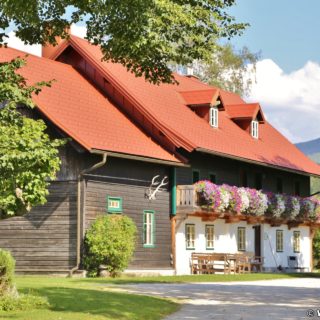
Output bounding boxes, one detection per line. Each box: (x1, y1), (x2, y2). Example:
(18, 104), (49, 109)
(42, 27), (70, 59)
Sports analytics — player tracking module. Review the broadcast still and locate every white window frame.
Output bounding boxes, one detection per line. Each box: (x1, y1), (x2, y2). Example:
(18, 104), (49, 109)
(276, 230), (284, 252)
(186, 224), (195, 249)
(143, 210), (155, 247)
(237, 227), (246, 251)
(209, 107), (218, 128)
(205, 225), (215, 250)
(251, 120), (259, 139)
(293, 231), (300, 253)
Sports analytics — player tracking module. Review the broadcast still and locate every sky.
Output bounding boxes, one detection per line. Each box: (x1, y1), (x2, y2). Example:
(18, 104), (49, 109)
(5, 1), (320, 144)
(227, 0), (320, 143)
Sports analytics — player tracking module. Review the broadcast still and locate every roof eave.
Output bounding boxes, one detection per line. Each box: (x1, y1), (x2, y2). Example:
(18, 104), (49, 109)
(91, 149), (189, 167)
(196, 147), (320, 178)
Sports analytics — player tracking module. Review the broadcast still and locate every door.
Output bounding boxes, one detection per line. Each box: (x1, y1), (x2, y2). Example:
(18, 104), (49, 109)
(253, 225), (261, 257)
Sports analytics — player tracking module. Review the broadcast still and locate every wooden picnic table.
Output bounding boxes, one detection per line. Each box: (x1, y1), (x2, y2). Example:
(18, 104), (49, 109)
(191, 252), (264, 274)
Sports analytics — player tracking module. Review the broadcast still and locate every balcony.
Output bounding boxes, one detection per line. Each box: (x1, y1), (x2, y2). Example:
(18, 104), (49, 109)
(176, 182), (320, 227)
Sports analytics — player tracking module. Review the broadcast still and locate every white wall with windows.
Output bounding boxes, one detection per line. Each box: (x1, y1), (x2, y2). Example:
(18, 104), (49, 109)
(262, 224), (311, 271)
(175, 217), (312, 275)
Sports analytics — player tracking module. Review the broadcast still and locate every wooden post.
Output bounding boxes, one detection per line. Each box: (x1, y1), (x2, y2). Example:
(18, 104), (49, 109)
(171, 216), (176, 270)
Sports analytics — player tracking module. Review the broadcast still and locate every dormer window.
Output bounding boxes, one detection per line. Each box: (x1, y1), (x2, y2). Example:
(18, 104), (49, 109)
(210, 107), (218, 128)
(251, 120), (259, 139)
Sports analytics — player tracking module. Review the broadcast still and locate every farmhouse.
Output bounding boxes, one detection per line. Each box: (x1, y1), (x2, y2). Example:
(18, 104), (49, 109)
(0, 34), (319, 275)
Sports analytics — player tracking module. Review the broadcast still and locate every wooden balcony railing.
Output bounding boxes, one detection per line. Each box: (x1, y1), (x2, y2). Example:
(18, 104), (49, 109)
(176, 185), (197, 212)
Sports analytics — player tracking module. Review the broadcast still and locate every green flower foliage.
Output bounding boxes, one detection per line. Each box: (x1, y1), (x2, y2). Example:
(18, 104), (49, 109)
(0, 57), (65, 217)
(0, 0), (248, 84)
(84, 215), (137, 277)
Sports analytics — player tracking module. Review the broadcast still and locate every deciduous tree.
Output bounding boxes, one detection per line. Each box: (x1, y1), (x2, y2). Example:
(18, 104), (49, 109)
(0, 0), (248, 84)
(0, 57), (64, 217)
(195, 44), (259, 96)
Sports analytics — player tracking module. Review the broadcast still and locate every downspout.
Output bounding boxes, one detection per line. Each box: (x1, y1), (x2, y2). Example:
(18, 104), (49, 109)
(171, 167), (177, 271)
(69, 151), (108, 277)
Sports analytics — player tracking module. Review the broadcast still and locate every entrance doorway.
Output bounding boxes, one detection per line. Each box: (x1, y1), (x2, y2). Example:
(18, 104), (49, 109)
(253, 225), (261, 257)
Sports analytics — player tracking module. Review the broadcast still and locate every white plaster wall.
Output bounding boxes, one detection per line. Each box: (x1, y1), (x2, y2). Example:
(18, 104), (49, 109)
(262, 224), (311, 270)
(175, 217), (255, 275)
(175, 218), (311, 275)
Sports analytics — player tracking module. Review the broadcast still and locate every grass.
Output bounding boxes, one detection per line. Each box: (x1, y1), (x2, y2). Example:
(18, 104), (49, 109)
(1, 272), (319, 319)
(73, 271), (320, 285)
(0, 277), (179, 320)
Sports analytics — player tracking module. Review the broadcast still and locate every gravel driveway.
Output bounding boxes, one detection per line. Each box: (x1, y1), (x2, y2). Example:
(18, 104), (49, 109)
(119, 278), (320, 320)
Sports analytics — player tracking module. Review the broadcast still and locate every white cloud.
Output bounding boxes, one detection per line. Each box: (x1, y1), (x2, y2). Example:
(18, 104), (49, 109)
(6, 31), (41, 56)
(246, 59), (320, 143)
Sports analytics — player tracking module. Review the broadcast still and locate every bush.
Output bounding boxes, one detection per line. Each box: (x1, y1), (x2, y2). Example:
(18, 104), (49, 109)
(0, 249), (15, 296)
(0, 293), (49, 311)
(314, 230), (320, 268)
(84, 215), (137, 277)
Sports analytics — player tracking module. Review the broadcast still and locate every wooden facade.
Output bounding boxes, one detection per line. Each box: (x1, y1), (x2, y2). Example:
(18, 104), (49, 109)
(0, 182), (77, 273)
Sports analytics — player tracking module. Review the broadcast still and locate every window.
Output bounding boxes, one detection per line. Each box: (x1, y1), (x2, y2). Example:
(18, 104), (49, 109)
(186, 224), (195, 249)
(276, 178), (283, 193)
(209, 107), (218, 128)
(205, 225), (214, 249)
(192, 170), (200, 183)
(294, 181), (301, 196)
(237, 227), (246, 251)
(209, 173), (216, 184)
(240, 169), (248, 187)
(107, 196), (122, 213)
(251, 120), (259, 139)
(255, 173), (263, 190)
(276, 230), (284, 252)
(293, 231), (300, 253)
(143, 210), (155, 247)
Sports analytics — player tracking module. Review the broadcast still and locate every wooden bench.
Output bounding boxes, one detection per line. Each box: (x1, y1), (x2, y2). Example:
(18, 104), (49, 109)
(191, 252), (264, 275)
(191, 253), (228, 274)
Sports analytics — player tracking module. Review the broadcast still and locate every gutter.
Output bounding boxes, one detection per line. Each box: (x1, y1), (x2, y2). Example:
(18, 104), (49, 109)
(92, 149), (189, 167)
(69, 150), (108, 276)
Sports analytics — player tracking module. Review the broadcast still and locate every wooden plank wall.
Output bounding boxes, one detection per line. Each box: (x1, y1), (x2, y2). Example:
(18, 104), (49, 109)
(85, 179), (172, 269)
(0, 181), (77, 272)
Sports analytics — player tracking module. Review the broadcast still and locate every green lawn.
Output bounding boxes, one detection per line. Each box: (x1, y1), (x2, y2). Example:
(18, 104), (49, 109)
(0, 277), (179, 320)
(1, 272), (319, 320)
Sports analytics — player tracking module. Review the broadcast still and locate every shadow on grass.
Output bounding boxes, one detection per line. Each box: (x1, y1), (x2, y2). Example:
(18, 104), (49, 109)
(72, 272), (320, 285)
(17, 286), (178, 320)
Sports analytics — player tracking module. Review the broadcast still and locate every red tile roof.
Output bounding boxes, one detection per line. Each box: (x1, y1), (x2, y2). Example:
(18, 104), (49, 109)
(60, 35), (320, 176)
(0, 47), (180, 164)
(225, 103), (265, 122)
(179, 89), (219, 106)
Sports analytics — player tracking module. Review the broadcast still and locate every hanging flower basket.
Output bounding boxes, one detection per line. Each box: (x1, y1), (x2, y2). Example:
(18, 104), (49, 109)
(194, 180), (320, 223)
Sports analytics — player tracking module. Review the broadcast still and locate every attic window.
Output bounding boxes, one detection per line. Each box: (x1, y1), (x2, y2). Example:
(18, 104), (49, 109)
(251, 120), (259, 139)
(209, 107), (218, 128)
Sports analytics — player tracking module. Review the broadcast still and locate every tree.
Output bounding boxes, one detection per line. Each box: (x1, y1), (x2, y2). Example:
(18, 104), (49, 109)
(194, 44), (259, 97)
(0, 0), (248, 84)
(0, 57), (64, 217)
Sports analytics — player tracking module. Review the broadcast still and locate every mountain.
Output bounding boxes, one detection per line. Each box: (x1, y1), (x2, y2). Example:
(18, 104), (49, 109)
(296, 138), (320, 163)
(296, 138), (320, 162)
(295, 138), (320, 194)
